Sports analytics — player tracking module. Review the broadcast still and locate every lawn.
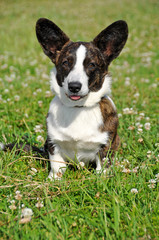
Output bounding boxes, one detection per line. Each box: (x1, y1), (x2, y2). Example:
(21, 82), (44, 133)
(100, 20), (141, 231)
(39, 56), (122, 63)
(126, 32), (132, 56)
(0, 0), (159, 239)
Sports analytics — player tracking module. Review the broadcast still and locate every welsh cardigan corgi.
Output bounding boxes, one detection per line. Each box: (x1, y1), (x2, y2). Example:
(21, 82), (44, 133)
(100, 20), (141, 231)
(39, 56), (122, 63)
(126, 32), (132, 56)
(35, 18), (128, 179)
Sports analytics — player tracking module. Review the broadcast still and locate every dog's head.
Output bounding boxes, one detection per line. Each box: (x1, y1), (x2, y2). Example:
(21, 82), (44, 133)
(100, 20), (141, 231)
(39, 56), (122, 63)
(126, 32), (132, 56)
(36, 18), (128, 107)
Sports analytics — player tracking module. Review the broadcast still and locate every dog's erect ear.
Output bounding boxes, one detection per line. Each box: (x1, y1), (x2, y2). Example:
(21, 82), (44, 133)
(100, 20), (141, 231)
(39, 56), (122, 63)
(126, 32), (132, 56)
(93, 20), (128, 65)
(36, 18), (70, 63)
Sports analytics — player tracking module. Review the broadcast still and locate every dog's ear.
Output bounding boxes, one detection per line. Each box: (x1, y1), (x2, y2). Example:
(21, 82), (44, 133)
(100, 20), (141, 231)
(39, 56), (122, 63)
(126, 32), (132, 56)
(93, 20), (128, 65)
(36, 18), (70, 63)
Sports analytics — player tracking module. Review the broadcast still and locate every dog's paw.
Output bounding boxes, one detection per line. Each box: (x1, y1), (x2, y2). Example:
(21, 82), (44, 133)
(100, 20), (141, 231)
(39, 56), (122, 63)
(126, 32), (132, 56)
(96, 169), (102, 174)
(47, 171), (63, 181)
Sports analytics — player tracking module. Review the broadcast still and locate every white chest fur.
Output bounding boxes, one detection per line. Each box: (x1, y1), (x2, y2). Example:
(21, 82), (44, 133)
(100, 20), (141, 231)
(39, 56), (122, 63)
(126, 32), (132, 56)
(47, 96), (109, 161)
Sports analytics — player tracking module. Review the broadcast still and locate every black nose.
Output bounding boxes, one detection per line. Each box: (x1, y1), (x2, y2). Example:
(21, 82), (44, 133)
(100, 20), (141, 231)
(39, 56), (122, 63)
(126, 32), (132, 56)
(68, 81), (82, 93)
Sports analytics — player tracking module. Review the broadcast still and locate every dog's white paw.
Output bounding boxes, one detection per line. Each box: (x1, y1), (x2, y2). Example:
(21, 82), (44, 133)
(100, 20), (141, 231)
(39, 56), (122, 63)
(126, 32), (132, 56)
(47, 171), (63, 181)
(96, 169), (102, 174)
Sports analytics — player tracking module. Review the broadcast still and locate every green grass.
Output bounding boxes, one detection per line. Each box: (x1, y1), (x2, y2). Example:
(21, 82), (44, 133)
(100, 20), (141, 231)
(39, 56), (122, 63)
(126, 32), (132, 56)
(0, 0), (159, 239)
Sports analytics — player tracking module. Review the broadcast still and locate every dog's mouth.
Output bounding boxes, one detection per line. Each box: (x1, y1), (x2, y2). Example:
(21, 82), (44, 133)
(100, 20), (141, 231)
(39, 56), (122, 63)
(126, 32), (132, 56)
(69, 95), (81, 101)
(66, 94), (86, 101)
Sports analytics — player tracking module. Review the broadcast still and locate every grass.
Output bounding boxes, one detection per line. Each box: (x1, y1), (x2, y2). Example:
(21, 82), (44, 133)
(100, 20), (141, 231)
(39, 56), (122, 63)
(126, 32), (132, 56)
(0, 0), (159, 239)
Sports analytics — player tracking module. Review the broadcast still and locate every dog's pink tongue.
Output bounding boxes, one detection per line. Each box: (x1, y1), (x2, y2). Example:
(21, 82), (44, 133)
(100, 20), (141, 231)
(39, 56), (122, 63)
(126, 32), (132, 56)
(70, 95), (81, 101)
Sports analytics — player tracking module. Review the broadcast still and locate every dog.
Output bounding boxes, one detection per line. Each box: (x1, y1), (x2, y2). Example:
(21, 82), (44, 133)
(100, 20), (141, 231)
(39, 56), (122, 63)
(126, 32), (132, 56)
(35, 18), (128, 180)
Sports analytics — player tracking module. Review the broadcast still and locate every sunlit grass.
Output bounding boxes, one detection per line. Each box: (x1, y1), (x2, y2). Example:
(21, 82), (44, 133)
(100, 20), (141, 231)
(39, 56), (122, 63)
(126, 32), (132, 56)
(0, 0), (159, 239)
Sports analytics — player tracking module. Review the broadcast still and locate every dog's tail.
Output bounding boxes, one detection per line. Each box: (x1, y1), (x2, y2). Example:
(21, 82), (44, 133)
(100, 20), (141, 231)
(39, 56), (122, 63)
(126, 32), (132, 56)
(0, 141), (48, 159)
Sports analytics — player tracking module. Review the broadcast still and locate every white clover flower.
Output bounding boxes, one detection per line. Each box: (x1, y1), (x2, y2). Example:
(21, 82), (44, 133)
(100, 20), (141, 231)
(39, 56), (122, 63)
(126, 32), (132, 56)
(15, 191), (22, 200)
(142, 78), (150, 83)
(36, 88), (42, 93)
(123, 107), (134, 115)
(22, 83), (28, 87)
(125, 77), (130, 86)
(136, 123), (143, 128)
(37, 135), (44, 142)
(132, 167), (138, 173)
(27, 175), (33, 180)
(31, 167), (37, 173)
(122, 159), (130, 165)
(148, 183), (156, 189)
(77, 161), (85, 169)
(147, 150), (152, 154)
(35, 201), (44, 208)
(138, 138), (143, 143)
(125, 80), (130, 86)
(145, 117), (150, 121)
(9, 204), (17, 210)
(155, 173), (159, 182)
(139, 112), (145, 117)
(155, 173), (159, 178)
(4, 89), (9, 93)
(14, 95), (20, 101)
(136, 116), (142, 121)
(151, 83), (157, 88)
(149, 179), (156, 184)
(131, 188), (138, 194)
(24, 113), (28, 118)
(42, 73), (49, 79)
(125, 77), (130, 81)
(122, 143), (127, 148)
(128, 126), (135, 130)
(38, 100), (43, 107)
(119, 164), (124, 168)
(122, 168), (131, 173)
(144, 122), (151, 130)
(45, 90), (52, 98)
(118, 113), (122, 118)
(102, 157), (109, 163)
(34, 124), (44, 133)
(137, 128), (143, 134)
(29, 168), (37, 176)
(21, 208), (33, 218)
(10, 73), (16, 80)
(30, 60), (37, 66)
(79, 162), (85, 168)
(15, 190), (21, 195)
(19, 217), (32, 224)
(134, 92), (140, 98)
(147, 150), (152, 158)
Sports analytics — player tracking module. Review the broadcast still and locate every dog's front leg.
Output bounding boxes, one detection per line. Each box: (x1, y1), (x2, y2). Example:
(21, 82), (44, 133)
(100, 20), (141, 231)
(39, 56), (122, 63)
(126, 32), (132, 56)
(95, 155), (102, 173)
(48, 152), (66, 180)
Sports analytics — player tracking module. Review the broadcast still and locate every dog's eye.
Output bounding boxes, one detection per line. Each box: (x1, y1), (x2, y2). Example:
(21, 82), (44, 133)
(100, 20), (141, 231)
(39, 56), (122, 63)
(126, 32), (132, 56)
(88, 62), (96, 70)
(62, 60), (69, 67)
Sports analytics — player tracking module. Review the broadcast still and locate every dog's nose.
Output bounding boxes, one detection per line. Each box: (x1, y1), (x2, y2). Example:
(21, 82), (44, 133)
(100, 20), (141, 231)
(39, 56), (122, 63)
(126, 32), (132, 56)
(68, 81), (82, 93)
